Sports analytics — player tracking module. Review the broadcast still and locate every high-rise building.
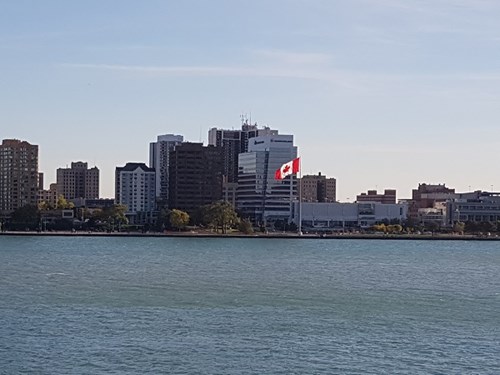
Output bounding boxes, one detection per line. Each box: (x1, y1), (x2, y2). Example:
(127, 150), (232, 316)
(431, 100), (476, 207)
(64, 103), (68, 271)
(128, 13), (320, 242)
(149, 134), (184, 206)
(56, 161), (99, 200)
(237, 134), (298, 226)
(208, 121), (278, 183)
(300, 173), (337, 203)
(38, 173), (44, 191)
(0, 139), (39, 214)
(115, 163), (156, 224)
(168, 143), (223, 214)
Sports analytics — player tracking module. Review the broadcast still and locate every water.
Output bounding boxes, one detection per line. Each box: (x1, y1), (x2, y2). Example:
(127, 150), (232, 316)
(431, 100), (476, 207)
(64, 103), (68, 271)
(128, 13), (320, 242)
(0, 236), (499, 374)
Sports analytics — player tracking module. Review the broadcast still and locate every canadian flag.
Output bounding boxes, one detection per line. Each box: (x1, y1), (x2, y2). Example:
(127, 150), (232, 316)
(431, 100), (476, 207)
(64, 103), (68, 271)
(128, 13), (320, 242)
(275, 157), (300, 180)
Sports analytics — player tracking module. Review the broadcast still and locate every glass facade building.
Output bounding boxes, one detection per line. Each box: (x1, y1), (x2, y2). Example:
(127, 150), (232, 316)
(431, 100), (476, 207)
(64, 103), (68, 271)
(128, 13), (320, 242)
(237, 134), (298, 226)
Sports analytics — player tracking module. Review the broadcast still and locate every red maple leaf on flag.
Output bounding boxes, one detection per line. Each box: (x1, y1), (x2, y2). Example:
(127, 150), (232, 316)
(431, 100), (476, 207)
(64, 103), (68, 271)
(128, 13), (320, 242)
(275, 157), (300, 180)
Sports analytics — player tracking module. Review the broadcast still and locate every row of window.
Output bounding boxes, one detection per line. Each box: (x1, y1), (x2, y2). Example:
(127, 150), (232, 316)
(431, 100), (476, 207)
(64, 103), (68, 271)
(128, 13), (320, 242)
(457, 205), (500, 211)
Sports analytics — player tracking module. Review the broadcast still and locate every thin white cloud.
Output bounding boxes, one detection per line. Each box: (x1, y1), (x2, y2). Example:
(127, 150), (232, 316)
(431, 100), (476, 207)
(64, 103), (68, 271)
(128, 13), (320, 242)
(59, 62), (367, 91)
(59, 60), (500, 99)
(362, 0), (498, 12)
(83, 44), (172, 52)
(250, 49), (333, 65)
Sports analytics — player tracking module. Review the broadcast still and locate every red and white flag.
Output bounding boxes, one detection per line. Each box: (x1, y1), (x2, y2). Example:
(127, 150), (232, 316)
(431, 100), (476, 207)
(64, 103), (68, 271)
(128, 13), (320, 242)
(275, 157), (300, 180)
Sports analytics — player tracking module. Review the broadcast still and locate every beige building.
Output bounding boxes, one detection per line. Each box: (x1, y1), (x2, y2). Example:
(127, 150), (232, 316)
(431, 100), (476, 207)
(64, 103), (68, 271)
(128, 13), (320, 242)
(56, 161), (99, 200)
(0, 139), (39, 213)
(300, 173), (336, 203)
(356, 189), (396, 204)
(38, 183), (58, 208)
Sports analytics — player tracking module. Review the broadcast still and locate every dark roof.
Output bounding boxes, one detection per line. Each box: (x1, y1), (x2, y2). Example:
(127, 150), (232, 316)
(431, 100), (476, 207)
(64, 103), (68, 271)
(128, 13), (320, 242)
(116, 162), (155, 172)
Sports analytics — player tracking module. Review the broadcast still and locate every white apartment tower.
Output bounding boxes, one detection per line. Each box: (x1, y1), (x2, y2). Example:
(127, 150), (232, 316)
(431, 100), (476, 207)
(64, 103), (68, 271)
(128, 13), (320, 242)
(149, 134), (184, 206)
(115, 163), (156, 224)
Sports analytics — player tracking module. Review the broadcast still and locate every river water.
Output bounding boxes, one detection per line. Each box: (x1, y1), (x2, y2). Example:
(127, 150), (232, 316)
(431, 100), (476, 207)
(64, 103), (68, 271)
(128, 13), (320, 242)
(0, 236), (499, 374)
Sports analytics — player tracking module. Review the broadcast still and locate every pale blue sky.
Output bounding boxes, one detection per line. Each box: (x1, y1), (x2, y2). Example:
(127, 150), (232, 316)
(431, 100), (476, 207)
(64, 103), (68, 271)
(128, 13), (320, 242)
(1, 0), (500, 200)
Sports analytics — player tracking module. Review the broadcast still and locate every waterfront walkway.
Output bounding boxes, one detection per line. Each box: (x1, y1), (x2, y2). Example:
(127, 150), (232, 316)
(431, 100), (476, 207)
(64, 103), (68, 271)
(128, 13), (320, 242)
(1, 230), (498, 241)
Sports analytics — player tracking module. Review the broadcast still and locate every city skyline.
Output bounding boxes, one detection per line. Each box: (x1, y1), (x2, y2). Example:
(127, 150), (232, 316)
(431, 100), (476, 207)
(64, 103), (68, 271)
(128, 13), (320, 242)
(2, 1), (500, 199)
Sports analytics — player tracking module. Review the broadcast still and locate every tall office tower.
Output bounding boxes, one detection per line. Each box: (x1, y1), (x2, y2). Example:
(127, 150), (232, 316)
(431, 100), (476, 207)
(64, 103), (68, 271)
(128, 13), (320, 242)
(149, 134), (184, 206)
(208, 120), (278, 184)
(115, 163), (156, 224)
(300, 173), (337, 202)
(237, 134), (298, 226)
(168, 143), (224, 214)
(56, 161), (100, 200)
(0, 139), (39, 214)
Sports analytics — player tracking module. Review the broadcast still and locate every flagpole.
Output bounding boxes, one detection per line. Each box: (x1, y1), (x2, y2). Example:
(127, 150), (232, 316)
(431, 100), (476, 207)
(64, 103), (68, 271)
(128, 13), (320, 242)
(298, 157), (302, 236)
(289, 170), (293, 231)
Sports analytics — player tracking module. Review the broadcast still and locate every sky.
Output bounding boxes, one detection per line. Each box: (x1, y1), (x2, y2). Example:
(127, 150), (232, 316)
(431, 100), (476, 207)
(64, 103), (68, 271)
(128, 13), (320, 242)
(1, 0), (500, 200)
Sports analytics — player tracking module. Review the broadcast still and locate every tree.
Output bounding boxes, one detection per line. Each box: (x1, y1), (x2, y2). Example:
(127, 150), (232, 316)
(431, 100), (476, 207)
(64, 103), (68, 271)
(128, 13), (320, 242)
(465, 221), (480, 234)
(38, 201), (53, 211)
(92, 204), (129, 231)
(56, 195), (74, 210)
(403, 217), (417, 232)
(273, 219), (296, 232)
(170, 209), (190, 231)
(110, 204), (128, 227)
(204, 201), (239, 234)
(478, 221), (496, 234)
(79, 208), (92, 222)
(453, 221), (465, 234)
(194, 204), (213, 228)
(372, 223), (387, 233)
(387, 224), (403, 233)
(155, 208), (171, 231)
(106, 204), (128, 231)
(238, 218), (254, 234)
(424, 221), (440, 233)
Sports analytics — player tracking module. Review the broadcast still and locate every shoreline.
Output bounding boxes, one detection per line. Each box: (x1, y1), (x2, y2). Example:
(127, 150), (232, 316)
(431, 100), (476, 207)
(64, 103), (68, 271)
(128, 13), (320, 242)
(0, 231), (498, 241)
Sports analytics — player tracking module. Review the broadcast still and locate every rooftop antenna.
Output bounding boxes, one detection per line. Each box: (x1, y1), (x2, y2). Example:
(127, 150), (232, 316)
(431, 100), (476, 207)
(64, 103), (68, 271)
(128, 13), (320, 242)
(240, 113), (248, 126)
(199, 124), (202, 143)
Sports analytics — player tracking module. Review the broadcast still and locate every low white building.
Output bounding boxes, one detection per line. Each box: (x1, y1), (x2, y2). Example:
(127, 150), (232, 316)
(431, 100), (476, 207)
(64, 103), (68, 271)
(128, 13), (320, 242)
(115, 163), (156, 225)
(446, 191), (500, 225)
(417, 202), (447, 227)
(292, 202), (408, 231)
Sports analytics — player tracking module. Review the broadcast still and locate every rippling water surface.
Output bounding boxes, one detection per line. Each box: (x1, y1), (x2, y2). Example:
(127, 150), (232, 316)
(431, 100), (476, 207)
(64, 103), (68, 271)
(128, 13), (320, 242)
(1, 236), (499, 374)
